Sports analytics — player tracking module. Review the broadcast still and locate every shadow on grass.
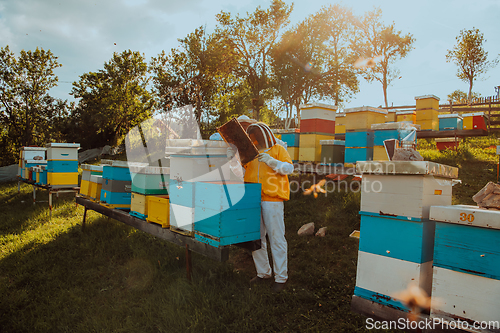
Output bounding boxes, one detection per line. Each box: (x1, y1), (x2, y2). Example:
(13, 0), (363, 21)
(0, 180), (80, 236)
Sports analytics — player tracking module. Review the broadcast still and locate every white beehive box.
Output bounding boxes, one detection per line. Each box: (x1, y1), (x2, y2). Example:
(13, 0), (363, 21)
(169, 154), (230, 183)
(46, 143), (80, 160)
(21, 147), (46, 160)
(356, 161), (458, 219)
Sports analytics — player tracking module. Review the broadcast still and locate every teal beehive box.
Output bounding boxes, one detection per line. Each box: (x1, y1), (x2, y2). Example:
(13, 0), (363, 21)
(130, 166), (170, 195)
(194, 181), (261, 247)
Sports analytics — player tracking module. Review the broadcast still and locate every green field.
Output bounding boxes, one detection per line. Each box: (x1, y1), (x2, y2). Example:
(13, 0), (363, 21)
(0, 136), (498, 332)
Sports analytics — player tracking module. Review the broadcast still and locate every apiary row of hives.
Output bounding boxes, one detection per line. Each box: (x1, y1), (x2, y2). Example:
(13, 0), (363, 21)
(78, 140), (262, 248)
(18, 143), (80, 187)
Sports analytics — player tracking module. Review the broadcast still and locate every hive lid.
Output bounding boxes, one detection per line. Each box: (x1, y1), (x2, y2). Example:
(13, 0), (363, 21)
(438, 114), (463, 119)
(344, 106), (387, 115)
(90, 175), (103, 183)
(25, 159), (47, 164)
(45, 143), (80, 148)
(356, 161), (458, 178)
(371, 122), (420, 130)
(395, 110), (416, 115)
(21, 147), (46, 151)
(415, 94), (440, 101)
(299, 102), (337, 111)
(429, 205), (500, 229)
(462, 112), (485, 117)
(129, 166), (170, 174)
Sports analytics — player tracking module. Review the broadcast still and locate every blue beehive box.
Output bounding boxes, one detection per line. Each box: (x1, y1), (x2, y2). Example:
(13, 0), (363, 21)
(46, 160), (79, 173)
(345, 131), (374, 148)
(438, 114), (463, 131)
(194, 181), (261, 247)
(100, 189), (131, 206)
(344, 147), (373, 163)
(373, 129), (401, 146)
(281, 133), (300, 147)
(102, 163), (132, 181)
(168, 180), (195, 207)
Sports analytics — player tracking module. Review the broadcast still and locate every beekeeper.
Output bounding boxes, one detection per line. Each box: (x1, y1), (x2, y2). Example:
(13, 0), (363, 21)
(237, 115), (287, 149)
(227, 122), (293, 292)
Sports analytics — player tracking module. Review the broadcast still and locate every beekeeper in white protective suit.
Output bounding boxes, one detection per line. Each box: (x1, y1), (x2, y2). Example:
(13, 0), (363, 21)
(227, 122), (294, 292)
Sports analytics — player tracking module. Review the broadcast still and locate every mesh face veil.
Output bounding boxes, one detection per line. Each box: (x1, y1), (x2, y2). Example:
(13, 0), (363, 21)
(247, 122), (277, 150)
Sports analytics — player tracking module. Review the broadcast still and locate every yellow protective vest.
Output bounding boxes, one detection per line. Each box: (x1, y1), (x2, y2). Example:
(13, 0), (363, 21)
(244, 144), (292, 201)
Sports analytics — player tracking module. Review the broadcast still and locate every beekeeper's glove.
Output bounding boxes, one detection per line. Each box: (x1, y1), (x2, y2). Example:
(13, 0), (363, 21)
(258, 153), (278, 169)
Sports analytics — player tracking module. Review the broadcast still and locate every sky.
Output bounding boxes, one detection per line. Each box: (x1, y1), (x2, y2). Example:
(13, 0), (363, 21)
(1, 0), (500, 117)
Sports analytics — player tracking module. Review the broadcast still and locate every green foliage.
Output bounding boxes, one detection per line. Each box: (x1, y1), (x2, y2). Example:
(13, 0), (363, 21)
(351, 8), (415, 108)
(216, 0), (293, 121)
(447, 89), (481, 104)
(272, 3), (359, 118)
(0, 46), (69, 165)
(446, 28), (499, 101)
(71, 50), (154, 149)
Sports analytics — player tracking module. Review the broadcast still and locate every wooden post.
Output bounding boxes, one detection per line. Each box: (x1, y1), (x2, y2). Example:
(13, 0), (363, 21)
(488, 97), (492, 131)
(82, 206), (88, 232)
(186, 244), (192, 281)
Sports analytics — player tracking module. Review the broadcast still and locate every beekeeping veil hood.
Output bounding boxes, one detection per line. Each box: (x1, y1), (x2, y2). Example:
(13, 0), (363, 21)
(246, 122), (277, 150)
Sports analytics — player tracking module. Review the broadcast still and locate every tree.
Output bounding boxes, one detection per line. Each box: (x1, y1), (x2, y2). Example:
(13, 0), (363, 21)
(71, 50), (154, 148)
(351, 8), (414, 108)
(0, 46), (67, 165)
(446, 28), (498, 103)
(150, 26), (239, 136)
(447, 89), (480, 104)
(216, 0), (293, 121)
(272, 4), (358, 126)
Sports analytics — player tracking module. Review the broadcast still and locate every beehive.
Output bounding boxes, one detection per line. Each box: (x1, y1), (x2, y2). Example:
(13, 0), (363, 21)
(130, 166), (170, 195)
(280, 133), (300, 147)
(299, 102), (337, 121)
(146, 196), (170, 228)
(415, 94), (439, 110)
(194, 181), (261, 247)
(429, 205), (500, 325)
(435, 138), (461, 151)
(344, 148), (373, 164)
(438, 114), (463, 131)
(300, 118), (335, 134)
(319, 140), (345, 164)
(47, 172), (78, 187)
(287, 147), (299, 162)
(385, 109), (397, 122)
(170, 154), (230, 183)
(462, 112), (487, 130)
(88, 175), (103, 201)
(298, 133), (336, 162)
(418, 118), (439, 131)
(45, 143), (80, 160)
(345, 131), (374, 148)
(335, 113), (346, 134)
(344, 106), (387, 131)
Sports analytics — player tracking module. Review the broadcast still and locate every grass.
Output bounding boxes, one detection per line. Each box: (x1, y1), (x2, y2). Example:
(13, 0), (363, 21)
(0, 135), (498, 332)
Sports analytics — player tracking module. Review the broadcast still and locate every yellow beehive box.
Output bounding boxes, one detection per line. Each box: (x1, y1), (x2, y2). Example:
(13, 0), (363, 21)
(344, 107), (387, 131)
(416, 108), (439, 121)
(131, 193), (164, 216)
(415, 95), (440, 110)
(299, 133), (336, 149)
(47, 172), (78, 186)
(147, 196), (170, 228)
(417, 118), (439, 131)
(287, 147), (299, 161)
(385, 110), (397, 122)
(373, 146), (389, 161)
(396, 111), (416, 123)
(298, 147), (319, 162)
(88, 176), (103, 201)
(462, 116), (473, 130)
(80, 179), (91, 196)
(335, 113), (346, 126)
(335, 124), (346, 134)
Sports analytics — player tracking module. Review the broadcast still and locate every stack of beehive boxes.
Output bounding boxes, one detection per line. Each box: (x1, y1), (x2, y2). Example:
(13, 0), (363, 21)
(45, 143), (80, 187)
(100, 161), (135, 209)
(280, 130), (300, 162)
(429, 205), (500, 326)
(19, 147), (47, 181)
(354, 161), (458, 313)
(168, 140), (231, 235)
(462, 112), (487, 130)
(298, 103), (337, 163)
(129, 165), (170, 222)
(80, 164), (103, 197)
(343, 107), (387, 166)
(415, 95), (439, 131)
